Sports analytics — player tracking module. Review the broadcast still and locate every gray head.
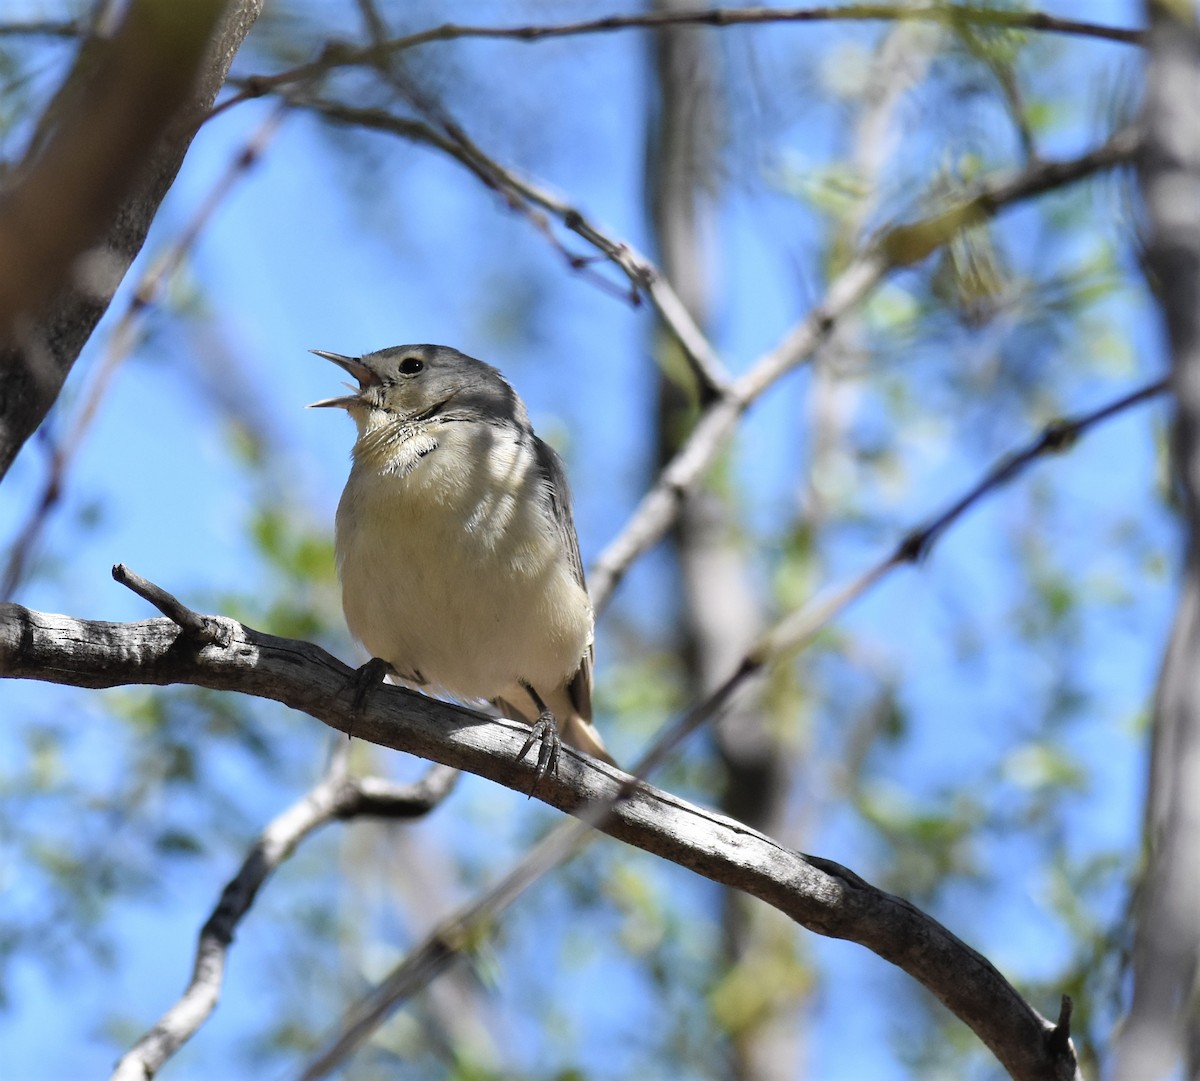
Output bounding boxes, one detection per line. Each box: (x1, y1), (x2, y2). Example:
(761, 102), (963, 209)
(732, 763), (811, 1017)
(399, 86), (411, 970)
(309, 344), (529, 435)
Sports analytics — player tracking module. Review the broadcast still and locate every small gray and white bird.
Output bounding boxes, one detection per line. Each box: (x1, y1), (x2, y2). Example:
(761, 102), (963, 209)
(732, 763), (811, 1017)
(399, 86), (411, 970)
(310, 343), (614, 786)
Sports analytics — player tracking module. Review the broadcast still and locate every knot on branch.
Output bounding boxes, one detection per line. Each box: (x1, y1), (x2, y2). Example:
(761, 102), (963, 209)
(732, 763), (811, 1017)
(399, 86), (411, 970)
(318, 39), (357, 67)
(1040, 418), (1078, 453)
(894, 525), (935, 565)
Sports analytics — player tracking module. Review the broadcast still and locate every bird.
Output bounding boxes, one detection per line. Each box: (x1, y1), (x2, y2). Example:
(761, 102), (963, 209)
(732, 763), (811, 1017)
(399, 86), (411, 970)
(310, 343), (615, 790)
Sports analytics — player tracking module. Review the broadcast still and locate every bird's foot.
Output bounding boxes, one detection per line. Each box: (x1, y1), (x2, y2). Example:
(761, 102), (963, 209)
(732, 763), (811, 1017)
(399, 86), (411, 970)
(346, 657), (395, 737)
(517, 711), (561, 798)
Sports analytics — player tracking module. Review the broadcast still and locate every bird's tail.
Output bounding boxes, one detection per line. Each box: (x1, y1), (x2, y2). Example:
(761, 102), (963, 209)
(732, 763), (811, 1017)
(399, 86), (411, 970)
(561, 712), (618, 768)
(494, 695), (618, 769)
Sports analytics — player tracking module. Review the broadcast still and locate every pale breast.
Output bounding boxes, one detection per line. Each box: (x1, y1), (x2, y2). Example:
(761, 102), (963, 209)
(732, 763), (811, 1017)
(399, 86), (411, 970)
(335, 420), (593, 701)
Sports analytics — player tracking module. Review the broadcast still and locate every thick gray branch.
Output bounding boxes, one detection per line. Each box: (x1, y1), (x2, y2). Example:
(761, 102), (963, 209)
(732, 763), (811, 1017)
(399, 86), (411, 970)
(1115, 5), (1200, 1080)
(0, 602), (1077, 1081)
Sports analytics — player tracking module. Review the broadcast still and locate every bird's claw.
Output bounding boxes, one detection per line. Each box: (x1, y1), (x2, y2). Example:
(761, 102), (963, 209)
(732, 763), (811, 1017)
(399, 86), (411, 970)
(518, 712), (561, 798)
(346, 657), (395, 737)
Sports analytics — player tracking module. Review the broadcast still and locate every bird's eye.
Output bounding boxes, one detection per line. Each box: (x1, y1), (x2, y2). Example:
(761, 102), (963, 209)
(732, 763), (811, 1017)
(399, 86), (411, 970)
(398, 357), (424, 375)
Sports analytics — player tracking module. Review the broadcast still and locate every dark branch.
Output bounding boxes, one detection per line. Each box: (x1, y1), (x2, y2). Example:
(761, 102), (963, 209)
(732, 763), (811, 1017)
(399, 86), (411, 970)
(895, 377), (1168, 564)
(756, 377), (1166, 664)
(225, 5), (1143, 106)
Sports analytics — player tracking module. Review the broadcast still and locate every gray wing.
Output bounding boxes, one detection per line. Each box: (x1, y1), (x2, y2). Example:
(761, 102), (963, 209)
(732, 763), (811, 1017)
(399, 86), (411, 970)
(532, 434), (594, 721)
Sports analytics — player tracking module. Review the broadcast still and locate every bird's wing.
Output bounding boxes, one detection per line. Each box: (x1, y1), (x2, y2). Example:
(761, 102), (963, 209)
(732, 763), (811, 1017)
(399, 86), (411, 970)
(533, 434), (594, 722)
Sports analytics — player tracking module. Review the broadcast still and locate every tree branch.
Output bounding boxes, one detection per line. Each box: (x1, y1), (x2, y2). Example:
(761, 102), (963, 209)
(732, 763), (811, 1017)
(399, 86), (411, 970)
(0, 0), (264, 481)
(0, 596), (1077, 1081)
(109, 759), (458, 1081)
(293, 96), (732, 398)
(630, 376), (1168, 774)
(287, 97), (1137, 615)
(1, 107), (284, 600)
(1114, 4), (1200, 1079)
(590, 125), (1140, 611)
(224, 3), (1142, 108)
(0, 19), (84, 39)
(382, 5), (1144, 48)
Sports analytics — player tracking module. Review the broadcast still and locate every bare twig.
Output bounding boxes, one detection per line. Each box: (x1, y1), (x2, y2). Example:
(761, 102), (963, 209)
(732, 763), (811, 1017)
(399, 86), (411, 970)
(589, 124), (1141, 611)
(757, 377), (1167, 660)
(112, 562), (230, 646)
(108, 759), (458, 1081)
(383, 6), (1143, 48)
(1050, 995), (1074, 1057)
(0, 20), (84, 38)
(1, 106), (285, 600)
(221, 3), (1143, 112)
(294, 97), (731, 397)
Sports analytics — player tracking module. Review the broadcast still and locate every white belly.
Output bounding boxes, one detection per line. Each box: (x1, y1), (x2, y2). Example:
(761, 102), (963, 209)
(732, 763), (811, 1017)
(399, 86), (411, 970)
(335, 422), (592, 703)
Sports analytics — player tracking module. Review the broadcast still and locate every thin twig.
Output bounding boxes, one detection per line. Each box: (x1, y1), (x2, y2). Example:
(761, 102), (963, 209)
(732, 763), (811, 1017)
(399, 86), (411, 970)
(894, 377), (1168, 564)
(109, 761), (458, 1081)
(293, 96), (731, 396)
(384, 6), (1144, 48)
(3, 556), (1115, 1081)
(220, 4), (1143, 114)
(754, 376), (1168, 660)
(1, 104), (286, 601)
(589, 124), (1141, 611)
(0, 20), (84, 38)
(1049, 994), (1074, 1056)
(112, 562), (230, 646)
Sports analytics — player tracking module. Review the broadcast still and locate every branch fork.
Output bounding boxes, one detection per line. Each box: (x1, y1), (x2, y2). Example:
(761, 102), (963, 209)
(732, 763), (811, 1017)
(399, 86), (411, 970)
(112, 562), (231, 647)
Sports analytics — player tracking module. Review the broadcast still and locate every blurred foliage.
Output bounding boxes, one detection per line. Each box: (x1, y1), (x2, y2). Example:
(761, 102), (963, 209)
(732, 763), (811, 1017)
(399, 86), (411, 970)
(0, 2), (1171, 1080)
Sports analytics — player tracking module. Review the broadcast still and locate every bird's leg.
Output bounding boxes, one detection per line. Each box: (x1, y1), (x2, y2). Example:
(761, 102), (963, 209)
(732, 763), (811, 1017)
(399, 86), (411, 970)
(517, 680), (561, 797)
(346, 657), (397, 737)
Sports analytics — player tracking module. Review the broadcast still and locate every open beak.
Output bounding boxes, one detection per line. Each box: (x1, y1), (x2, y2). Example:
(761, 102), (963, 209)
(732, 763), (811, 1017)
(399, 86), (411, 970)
(307, 350), (380, 409)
